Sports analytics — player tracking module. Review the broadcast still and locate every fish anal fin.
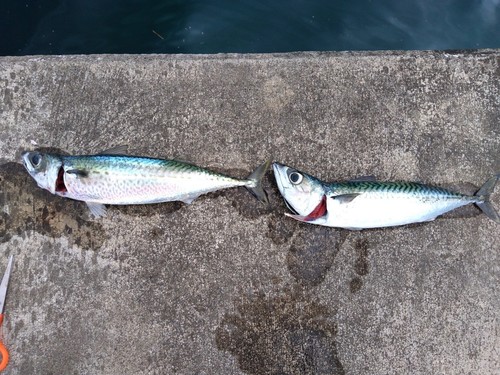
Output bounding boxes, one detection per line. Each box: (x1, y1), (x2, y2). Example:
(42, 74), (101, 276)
(334, 193), (361, 204)
(98, 145), (129, 155)
(86, 202), (107, 218)
(181, 196), (198, 205)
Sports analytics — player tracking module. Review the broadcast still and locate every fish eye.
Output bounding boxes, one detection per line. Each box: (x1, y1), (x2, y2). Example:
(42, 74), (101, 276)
(289, 172), (303, 185)
(30, 153), (42, 167)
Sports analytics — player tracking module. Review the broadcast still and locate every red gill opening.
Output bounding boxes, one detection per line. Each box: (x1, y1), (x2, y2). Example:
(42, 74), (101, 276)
(55, 166), (67, 193)
(304, 195), (327, 221)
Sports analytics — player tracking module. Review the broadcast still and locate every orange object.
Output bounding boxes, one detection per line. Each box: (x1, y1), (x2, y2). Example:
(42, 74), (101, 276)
(0, 314), (8, 371)
(0, 256), (13, 372)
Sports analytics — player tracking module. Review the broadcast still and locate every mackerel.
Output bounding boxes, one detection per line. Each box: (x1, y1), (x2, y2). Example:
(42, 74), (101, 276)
(272, 162), (500, 230)
(22, 146), (269, 218)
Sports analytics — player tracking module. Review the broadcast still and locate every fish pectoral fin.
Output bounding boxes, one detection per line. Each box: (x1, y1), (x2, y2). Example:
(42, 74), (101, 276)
(333, 193), (361, 204)
(66, 169), (89, 177)
(349, 175), (377, 182)
(86, 202), (107, 218)
(98, 145), (129, 155)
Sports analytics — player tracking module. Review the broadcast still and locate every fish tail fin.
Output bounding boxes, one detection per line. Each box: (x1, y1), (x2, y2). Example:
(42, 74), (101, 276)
(245, 160), (271, 204)
(475, 173), (500, 224)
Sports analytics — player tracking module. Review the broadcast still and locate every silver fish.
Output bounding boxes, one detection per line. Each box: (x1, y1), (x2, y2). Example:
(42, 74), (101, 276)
(273, 162), (500, 230)
(22, 146), (269, 218)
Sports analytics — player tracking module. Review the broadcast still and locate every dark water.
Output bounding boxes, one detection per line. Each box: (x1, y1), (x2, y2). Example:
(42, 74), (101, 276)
(2, 0), (500, 56)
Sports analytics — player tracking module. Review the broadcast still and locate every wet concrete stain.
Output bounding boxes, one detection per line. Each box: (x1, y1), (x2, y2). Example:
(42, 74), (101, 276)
(216, 288), (344, 375)
(0, 162), (107, 249)
(349, 238), (370, 294)
(353, 239), (370, 276)
(349, 277), (363, 294)
(287, 226), (348, 288)
(266, 212), (297, 245)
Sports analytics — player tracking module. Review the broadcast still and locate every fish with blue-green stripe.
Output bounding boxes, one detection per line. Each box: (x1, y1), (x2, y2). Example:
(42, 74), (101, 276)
(22, 146), (269, 218)
(272, 162), (500, 230)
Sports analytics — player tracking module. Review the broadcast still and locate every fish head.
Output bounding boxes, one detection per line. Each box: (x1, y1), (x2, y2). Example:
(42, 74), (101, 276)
(272, 162), (325, 216)
(22, 151), (62, 194)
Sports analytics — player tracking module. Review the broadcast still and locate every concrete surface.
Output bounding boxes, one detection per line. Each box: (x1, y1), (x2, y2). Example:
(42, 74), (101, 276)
(0, 51), (499, 374)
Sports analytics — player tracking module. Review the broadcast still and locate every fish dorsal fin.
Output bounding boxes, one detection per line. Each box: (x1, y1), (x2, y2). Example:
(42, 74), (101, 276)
(333, 193), (361, 204)
(98, 145), (129, 155)
(349, 176), (377, 182)
(66, 169), (89, 177)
